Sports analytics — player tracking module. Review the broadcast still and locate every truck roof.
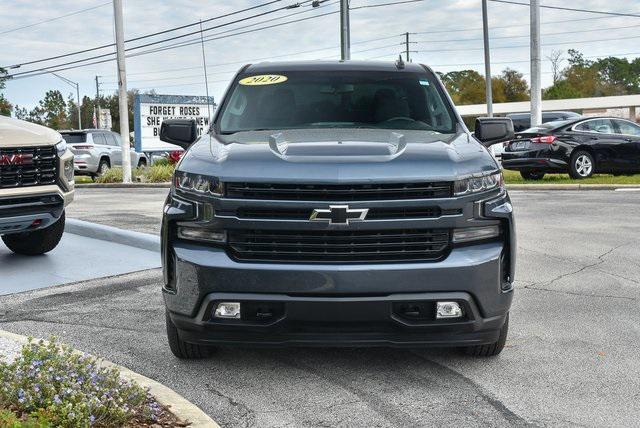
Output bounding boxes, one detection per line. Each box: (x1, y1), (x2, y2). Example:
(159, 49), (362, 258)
(243, 60), (429, 74)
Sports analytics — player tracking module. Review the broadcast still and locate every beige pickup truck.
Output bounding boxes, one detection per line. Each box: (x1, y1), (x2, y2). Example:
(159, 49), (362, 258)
(0, 116), (74, 255)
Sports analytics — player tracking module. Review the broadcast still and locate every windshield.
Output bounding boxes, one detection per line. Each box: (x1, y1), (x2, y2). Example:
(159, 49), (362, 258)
(218, 70), (457, 135)
(523, 120), (571, 133)
(60, 132), (87, 143)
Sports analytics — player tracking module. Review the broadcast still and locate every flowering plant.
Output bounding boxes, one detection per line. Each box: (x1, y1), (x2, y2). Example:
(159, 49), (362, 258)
(0, 338), (163, 427)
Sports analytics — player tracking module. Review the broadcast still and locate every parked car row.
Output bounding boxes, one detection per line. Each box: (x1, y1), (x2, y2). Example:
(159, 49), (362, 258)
(501, 116), (640, 179)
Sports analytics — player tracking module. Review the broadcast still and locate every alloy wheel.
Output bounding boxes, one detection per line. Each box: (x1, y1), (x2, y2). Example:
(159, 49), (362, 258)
(575, 155), (592, 177)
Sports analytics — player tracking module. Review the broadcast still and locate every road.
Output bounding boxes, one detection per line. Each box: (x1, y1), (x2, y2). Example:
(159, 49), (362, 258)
(1, 188), (639, 427)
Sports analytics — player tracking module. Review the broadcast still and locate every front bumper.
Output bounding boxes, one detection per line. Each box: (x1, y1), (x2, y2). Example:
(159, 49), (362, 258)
(162, 188), (516, 347)
(170, 291), (509, 347)
(166, 242), (512, 347)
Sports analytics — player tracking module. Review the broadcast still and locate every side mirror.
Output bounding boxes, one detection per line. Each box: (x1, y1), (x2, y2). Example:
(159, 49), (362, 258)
(474, 117), (515, 147)
(160, 119), (198, 150)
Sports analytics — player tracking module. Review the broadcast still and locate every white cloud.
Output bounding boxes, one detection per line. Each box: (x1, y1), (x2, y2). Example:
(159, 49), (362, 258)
(2, 0), (640, 109)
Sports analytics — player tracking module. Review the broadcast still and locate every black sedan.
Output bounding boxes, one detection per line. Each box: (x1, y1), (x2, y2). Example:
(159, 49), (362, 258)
(502, 117), (640, 179)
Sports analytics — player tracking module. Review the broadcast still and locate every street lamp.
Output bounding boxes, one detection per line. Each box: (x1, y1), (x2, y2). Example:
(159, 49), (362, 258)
(50, 72), (82, 130)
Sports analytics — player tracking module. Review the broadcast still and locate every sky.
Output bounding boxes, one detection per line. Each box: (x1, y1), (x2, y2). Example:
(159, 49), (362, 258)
(2, 0), (640, 110)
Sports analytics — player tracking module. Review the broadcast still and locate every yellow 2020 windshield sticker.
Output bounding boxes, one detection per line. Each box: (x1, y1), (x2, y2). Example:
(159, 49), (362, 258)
(239, 75), (288, 86)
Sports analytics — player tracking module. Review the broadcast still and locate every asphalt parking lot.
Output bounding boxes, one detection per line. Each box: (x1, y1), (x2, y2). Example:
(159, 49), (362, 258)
(1, 188), (639, 427)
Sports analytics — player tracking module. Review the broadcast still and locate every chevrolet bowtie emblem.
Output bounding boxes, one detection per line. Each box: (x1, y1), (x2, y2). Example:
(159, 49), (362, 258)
(309, 205), (369, 225)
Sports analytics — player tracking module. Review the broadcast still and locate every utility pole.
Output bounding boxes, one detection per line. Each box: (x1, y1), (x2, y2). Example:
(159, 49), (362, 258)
(482, 0), (493, 117)
(405, 32), (410, 62)
(95, 76), (101, 105)
(530, 0), (542, 127)
(340, 0), (350, 60)
(199, 20), (212, 127)
(112, 0), (132, 183)
(94, 75), (101, 129)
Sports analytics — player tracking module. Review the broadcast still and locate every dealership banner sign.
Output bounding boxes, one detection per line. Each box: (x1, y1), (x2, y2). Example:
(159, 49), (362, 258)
(134, 94), (215, 152)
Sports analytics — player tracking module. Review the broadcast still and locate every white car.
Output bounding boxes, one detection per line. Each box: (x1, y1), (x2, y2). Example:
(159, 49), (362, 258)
(60, 129), (148, 179)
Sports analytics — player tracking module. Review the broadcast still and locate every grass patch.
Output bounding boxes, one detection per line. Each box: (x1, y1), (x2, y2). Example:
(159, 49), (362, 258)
(0, 338), (176, 427)
(503, 169), (640, 185)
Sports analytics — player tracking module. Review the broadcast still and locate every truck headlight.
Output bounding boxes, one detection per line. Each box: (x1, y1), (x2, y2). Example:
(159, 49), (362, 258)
(454, 172), (503, 196)
(55, 139), (67, 157)
(174, 171), (223, 196)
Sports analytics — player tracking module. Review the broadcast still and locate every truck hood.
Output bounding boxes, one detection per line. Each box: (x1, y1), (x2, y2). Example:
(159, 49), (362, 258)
(180, 128), (499, 182)
(0, 116), (62, 148)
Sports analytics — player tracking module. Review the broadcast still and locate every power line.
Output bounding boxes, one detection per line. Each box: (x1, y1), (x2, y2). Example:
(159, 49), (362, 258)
(3, 0), (293, 69)
(0, 2), (111, 35)
(120, 2), (339, 62)
(488, 1), (640, 18)
(6, 7), (338, 80)
(413, 22), (640, 44)
(350, 0), (428, 10)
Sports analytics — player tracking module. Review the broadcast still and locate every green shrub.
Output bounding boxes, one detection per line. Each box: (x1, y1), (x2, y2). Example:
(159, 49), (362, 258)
(93, 164), (175, 184)
(151, 157), (171, 167)
(94, 167), (123, 184)
(141, 164), (175, 183)
(0, 338), (161, 427)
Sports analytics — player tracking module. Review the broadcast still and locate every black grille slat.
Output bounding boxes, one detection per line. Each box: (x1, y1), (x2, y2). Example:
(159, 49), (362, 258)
(227, 229), (451, 263)
(226, 182), (452, 201)
(234, 206), (448, 221)
(0, 146), (58, 189)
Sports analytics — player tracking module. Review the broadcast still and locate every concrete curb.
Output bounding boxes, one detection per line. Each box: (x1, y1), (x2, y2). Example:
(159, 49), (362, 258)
(0, 330), (219, 428)
(76, 183), (171, 188)
(65, 218), (160, 253)
(74, 182), (640, 191)
(507, 184), (640, 190)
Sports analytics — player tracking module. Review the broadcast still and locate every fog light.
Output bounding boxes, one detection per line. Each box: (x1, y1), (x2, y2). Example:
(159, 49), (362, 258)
(436, 301), (463, 319)
(452, 225), (500, 243)
(214, 302), (241, 319)
(177, 227), (226, 243)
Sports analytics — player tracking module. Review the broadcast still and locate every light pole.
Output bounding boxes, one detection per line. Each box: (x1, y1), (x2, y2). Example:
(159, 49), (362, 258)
(51, 72), (81, 130)
(340, 0), (350, 60)
(530, 0), (542, 126)
(482, 0), (493, 118)
(113, 0), (132, 183)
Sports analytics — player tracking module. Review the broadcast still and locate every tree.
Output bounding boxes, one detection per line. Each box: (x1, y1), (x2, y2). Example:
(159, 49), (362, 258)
(441, 70), (487, 105)
(101, 89), (139, 135)
(546, 50), (564, 85)
(0, 67), (11, 116)
(441, 69), (529, 105)
(20, 90), (70, 129)
(499, 68), (529, 102)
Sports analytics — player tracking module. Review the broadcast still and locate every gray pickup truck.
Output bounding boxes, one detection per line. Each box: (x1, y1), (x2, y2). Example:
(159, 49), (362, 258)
(159, 60), (516, 358)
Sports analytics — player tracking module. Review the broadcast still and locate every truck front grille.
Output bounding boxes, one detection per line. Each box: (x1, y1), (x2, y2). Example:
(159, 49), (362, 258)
(227, 229), (451, 263)
(233, 206), (452, 220)
(226, 182), (453, 201)
(0, 146), (57, 189)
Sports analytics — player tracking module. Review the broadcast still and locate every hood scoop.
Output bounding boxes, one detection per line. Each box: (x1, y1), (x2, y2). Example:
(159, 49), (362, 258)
(268, 132), (407, 163)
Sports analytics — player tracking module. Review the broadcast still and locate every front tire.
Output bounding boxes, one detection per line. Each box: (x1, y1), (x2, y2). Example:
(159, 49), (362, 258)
(166, 311), (215, 359)
(95, 158), (110, 178)
(569, 150), (595, 179)
(463, 313), (509, 357)
(2, 212), (65, 256)
(520, 171), (545, 180)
